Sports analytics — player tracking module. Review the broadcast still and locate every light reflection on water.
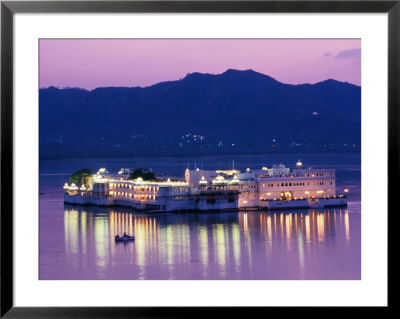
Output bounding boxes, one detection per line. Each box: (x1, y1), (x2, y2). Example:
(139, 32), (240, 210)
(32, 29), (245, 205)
(39, 154), (360, 280)
(57, 206), (359, 280)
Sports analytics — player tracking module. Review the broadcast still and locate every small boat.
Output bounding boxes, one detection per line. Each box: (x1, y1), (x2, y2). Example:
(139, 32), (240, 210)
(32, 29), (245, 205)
(115, 233), (135, 242)
(115, 235), (128, 242)
(122, 232), (135, 240)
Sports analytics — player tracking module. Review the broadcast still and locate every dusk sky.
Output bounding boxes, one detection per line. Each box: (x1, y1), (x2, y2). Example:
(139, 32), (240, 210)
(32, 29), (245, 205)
(39, 39), (361, 90)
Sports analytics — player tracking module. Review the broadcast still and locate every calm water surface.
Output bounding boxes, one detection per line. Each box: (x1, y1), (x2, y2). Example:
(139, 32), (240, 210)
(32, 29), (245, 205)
(39, 153), (361, 280)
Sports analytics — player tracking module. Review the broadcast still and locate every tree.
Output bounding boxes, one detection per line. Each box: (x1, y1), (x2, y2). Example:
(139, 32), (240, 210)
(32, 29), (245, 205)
(69, 168), (91, 186)
(129, 168), (157, 181)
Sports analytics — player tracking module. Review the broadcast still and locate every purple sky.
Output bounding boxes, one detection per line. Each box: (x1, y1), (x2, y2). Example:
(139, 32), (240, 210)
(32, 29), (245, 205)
(40, 39), (361, 90)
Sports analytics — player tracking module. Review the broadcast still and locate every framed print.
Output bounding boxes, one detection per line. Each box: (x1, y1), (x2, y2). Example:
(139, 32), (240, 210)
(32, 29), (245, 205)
(1, 0), (396, 317)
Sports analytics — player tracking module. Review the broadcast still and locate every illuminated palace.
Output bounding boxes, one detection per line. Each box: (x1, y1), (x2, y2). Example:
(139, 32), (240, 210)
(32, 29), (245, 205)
(63, 161), (348, 212)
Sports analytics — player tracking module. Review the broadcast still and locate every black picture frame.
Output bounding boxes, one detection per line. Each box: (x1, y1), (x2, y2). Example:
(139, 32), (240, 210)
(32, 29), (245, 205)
(1, 0), (396, 317)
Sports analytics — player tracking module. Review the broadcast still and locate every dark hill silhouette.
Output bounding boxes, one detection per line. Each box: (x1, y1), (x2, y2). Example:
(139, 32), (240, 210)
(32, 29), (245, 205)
(39, 69), (361, 158)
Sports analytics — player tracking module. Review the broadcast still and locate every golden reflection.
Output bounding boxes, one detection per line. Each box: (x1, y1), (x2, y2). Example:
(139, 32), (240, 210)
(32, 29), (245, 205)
(333, 210), (337, 229)
(285, 214), (292, 250)
(94, 217), (109, 269)
(164, 225), (174, 277)
(129, 214), (133, 239)
(134, 215), (153, 278)
(61, 206), (351, 280)
(64, 209), (79, 254)
(259, 213), (272, 258)
(224, 225), (230, 262)
(280, 213), (284, 239)
(327, 212), (330, 228)
(297, 228), (305, 274)
(107, 212), (160, 278)
(231, 224), (241, 273)
(311, 211), (317, 246)
(266, 215), (272, 253)
(344, 211), (350, 243)
(213, 224), (226, 277)
(80, 211), (87, 254)
(317, 213), (325, 242)
(305, 214), (311, 249)
(199, 226), (208, 274)
(179, 224), (191, 264)
(240, 213), (253, 271)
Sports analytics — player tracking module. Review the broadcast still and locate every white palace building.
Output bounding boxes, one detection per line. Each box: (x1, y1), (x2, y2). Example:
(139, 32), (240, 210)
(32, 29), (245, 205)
(63, 161), (348, 212)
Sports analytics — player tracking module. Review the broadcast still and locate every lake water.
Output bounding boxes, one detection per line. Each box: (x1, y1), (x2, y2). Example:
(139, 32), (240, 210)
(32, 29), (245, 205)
(39, 153), (361, 280)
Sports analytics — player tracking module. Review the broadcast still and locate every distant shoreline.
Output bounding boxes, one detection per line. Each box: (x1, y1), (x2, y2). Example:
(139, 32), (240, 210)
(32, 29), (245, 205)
(39, 150), (361, 161)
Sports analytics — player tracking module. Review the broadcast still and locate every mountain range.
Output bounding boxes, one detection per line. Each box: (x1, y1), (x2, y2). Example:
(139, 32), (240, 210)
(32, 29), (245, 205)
(39, 69), (361, 159)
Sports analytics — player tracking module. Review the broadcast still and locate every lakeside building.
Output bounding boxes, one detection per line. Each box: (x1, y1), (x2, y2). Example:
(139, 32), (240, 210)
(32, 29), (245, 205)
(63, 161), (347, 212)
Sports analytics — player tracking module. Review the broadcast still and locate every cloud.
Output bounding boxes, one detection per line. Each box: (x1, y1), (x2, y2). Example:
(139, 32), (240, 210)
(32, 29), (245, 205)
(335, 48), (361, 60)
(323, 52), (331, 57)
